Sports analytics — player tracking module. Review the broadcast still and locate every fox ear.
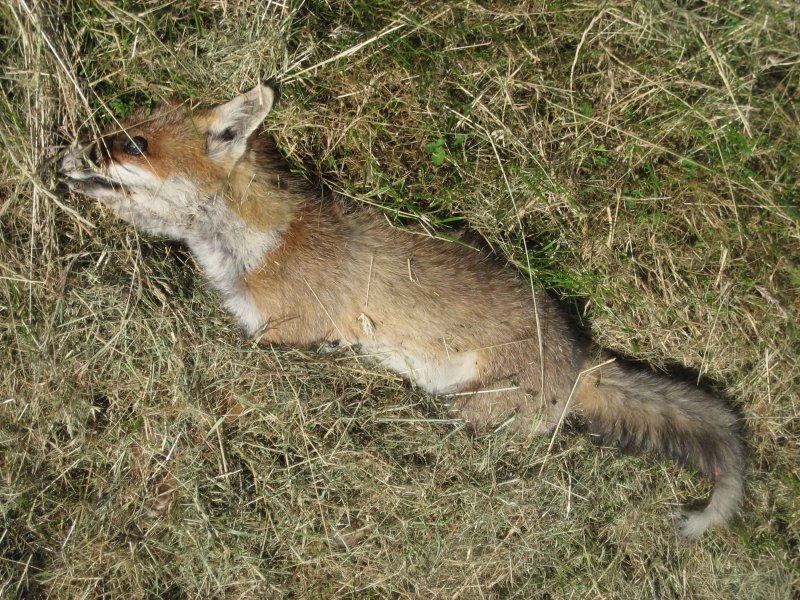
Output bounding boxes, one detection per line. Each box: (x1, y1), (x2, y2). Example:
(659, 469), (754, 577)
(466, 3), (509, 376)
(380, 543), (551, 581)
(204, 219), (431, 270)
(207, 84), (274, 162)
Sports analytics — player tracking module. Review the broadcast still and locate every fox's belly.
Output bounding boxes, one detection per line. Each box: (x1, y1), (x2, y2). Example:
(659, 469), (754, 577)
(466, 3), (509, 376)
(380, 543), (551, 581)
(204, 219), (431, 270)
(360, 341), (479, 395)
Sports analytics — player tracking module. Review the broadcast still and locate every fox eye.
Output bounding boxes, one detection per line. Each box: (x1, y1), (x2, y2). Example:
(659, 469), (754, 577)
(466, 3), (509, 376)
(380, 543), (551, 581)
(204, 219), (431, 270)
(123, 136), (148, 156)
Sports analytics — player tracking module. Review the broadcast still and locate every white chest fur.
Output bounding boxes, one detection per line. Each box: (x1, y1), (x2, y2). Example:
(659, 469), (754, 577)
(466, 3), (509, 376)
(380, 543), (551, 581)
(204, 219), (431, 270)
(186, 201), (279, 336)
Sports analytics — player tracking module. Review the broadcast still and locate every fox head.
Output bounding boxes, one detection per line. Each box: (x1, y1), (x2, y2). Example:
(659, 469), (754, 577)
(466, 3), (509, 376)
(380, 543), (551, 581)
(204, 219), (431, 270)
(60, 84), (287, 242)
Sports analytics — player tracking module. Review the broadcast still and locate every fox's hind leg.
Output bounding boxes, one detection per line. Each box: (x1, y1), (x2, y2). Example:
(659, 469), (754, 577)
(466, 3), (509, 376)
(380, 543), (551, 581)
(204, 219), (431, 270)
(449, 385), (556, 435)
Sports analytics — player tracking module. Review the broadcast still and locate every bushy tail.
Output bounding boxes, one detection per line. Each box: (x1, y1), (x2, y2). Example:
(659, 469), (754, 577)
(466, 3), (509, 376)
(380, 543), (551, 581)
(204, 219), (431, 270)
(574, 357), (744, 538)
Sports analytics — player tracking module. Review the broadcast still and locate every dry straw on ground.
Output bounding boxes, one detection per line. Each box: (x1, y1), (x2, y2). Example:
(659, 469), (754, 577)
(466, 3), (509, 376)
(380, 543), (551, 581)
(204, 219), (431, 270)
(1, 1), (798, 598)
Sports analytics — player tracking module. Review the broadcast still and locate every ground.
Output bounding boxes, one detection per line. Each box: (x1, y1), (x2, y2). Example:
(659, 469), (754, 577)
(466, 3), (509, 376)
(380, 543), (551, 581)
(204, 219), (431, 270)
(1, 1), (798, 598)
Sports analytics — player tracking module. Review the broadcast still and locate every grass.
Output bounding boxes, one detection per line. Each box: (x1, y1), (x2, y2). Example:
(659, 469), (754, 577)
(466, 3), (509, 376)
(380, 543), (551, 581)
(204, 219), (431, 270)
(1, 0), (798, 597)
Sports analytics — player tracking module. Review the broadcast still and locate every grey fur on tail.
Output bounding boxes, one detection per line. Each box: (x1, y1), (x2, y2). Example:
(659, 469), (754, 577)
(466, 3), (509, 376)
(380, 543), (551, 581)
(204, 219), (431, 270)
(574, 359), (744, 538)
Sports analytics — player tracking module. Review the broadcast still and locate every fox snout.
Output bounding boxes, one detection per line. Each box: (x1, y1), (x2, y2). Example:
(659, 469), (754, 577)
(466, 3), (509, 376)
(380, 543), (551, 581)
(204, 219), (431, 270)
(59, 128), (168, 201)
(58, 142), (118, 192)
(60, 134), (144, 172)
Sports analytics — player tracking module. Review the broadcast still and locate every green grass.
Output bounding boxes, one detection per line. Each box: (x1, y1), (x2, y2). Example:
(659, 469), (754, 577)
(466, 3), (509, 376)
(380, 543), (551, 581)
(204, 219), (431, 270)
(1, 0), (798, 597)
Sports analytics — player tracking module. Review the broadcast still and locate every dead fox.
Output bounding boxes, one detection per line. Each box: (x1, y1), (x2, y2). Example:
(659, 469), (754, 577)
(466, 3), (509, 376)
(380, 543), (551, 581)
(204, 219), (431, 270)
(60, 84), (744, 538)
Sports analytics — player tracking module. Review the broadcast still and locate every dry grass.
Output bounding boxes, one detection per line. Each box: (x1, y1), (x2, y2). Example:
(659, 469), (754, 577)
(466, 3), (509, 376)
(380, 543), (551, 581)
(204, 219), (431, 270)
(1, 0), (798, 597)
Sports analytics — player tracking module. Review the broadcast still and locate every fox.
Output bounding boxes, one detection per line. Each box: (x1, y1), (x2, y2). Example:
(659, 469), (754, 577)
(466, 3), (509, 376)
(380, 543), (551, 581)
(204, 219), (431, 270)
(59, 83), (744, 538)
